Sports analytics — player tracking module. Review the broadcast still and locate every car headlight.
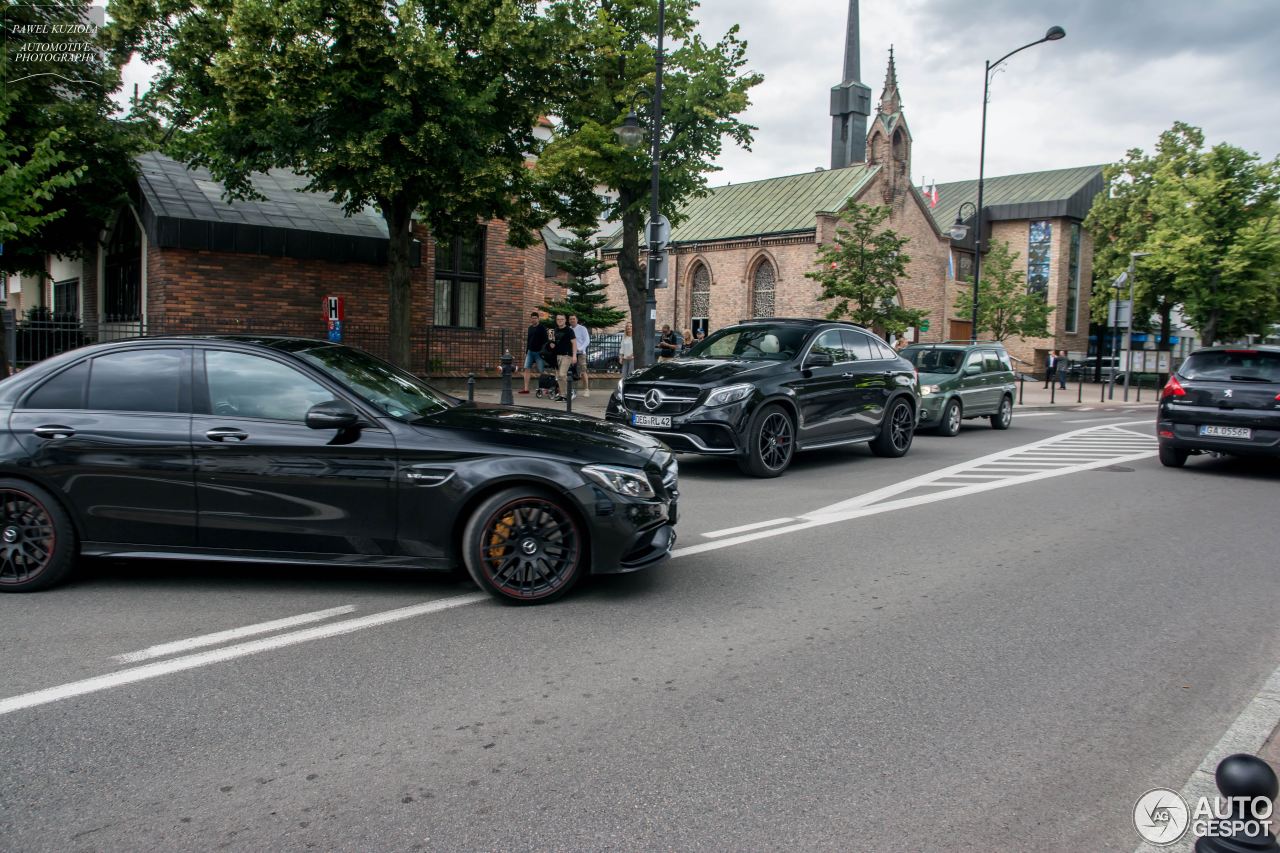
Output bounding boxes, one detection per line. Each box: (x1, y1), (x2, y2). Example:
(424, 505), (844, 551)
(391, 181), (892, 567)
(615, 378), (625, 399)
(582, 464), (656, 498)
(921, 384), (940, 396)
(705, 383), (753, 407)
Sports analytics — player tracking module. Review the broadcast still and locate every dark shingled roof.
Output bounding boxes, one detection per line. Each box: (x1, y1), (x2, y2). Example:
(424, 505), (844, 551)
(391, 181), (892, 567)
(927, 165), (1106, 233)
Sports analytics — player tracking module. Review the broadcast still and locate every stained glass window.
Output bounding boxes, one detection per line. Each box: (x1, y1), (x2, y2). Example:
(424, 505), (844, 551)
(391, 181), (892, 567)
(1065, 223), (1081, 332)
(751, 261), (775, 318)
(1027, 220), (1052, 299)
(691, 264), (711, 323)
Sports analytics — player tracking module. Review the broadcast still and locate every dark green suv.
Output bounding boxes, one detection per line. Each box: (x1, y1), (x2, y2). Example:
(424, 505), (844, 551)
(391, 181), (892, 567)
(900, 342), (1017, 435)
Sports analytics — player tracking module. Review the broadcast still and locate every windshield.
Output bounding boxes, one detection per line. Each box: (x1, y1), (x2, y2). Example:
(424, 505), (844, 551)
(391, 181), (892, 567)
(281, 341), (457, 419)
(686, 325), (809, 361)
(901, 347), (965, 375)
(1180, 350), (1280, 383)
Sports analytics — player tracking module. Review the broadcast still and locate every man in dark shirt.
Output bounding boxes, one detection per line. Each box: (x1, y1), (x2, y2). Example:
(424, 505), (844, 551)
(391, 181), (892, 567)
(521, 310), (546, 394)
(548, 313), (577, 400)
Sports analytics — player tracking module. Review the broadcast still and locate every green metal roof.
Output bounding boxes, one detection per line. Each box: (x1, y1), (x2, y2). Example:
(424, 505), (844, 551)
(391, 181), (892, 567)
(927, 164), (1105, 232)
(606, 165), (876, 248)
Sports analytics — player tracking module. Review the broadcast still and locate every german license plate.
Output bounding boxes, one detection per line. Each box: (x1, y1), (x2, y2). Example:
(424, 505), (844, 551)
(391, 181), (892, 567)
(1199, 425), (1252, 439)
(631, 413), (671, 428)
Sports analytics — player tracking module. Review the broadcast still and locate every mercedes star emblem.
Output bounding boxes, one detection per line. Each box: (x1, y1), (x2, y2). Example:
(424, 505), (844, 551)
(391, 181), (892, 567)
(644, 389), (664, 411)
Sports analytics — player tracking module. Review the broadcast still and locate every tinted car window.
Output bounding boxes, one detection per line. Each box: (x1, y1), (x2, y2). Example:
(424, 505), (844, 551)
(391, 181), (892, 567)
(810, 330), (847, 363)
(982, 351), (1004, 373)
(206, 351), (334, 421)
(293, 343), (454, 420)
(687, 325), (808, 361)
(871, 340), (897, 360)
(24, 360), (90, 409)
(902, 347), (964, 374)
(1180, 350), (1280, 382)
(843, 330), (877, 361)
(87, 349), (183, 413)
(964, 352), (984, 372)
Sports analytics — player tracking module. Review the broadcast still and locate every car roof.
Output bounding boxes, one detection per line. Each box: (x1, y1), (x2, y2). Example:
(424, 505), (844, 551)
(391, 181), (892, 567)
(729, 318), (868, 330)
(903, 341), (1008, 350)
(1190, 344), (1280, 354)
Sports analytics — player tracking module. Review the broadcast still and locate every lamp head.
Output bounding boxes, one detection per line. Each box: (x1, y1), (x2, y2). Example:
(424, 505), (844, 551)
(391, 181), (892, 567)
(612, 111), (645, 148)
(1044, 26), (1066, 41)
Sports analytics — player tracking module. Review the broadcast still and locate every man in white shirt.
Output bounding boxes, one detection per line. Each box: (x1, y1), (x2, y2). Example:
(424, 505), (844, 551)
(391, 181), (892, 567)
(569, 314), (591, 397)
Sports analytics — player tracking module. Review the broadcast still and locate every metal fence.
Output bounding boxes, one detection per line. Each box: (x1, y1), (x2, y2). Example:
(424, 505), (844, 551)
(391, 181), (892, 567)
(4, 313), (513, 379)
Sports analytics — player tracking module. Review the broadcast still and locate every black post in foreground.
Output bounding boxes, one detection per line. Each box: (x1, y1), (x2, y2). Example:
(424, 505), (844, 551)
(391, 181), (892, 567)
(1018, 374), (1024, 405)
(499, 351), (514, 405)
(1050, 380), (1056, 405)
(1194, 753), (1278, 853)
(467, 372), (476, 403)
(1076, 372), (1083, 404)
(565, 374), (574, 414)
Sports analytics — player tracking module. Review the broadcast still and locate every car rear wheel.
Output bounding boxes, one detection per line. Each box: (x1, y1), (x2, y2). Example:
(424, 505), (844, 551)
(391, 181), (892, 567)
(870, 398), (916, 458)
(462, 488), (586, 604)
(0, 480), (77, 593)
(737, 404), (795, 477)
(1158, 443), (1189, 468)
(990, 396), (1013, 430)
(935, 398), (962, 437)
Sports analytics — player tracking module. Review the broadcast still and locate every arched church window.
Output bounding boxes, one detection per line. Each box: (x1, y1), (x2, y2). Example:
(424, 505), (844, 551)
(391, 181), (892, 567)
(892, 128), (905, 161)
(751, 261), (776, 318)
(691, 264), (711, 334)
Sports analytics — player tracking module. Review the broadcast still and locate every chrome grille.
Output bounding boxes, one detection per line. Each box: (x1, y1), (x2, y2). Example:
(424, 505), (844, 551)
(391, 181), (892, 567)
(623, 383), (702, 416)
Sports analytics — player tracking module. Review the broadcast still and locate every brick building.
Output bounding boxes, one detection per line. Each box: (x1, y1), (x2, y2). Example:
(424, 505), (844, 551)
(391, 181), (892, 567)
(5, 151), (572, 375)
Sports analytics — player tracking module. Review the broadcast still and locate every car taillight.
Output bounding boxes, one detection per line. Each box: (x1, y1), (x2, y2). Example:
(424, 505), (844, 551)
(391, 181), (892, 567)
(1161, 376), (1186, 399)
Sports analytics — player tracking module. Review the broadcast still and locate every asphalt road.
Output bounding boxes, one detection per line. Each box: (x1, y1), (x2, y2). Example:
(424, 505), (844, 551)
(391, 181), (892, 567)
(2, 408), (1278, 852)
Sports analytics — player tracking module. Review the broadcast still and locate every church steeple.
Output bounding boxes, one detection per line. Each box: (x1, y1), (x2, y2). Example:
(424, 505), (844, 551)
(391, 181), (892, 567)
(878, 45), (902, 116)
(829, 0), (872, 169)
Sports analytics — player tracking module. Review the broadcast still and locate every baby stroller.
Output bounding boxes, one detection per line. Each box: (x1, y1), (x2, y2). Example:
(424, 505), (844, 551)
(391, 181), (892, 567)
(534, 371), (559, 399)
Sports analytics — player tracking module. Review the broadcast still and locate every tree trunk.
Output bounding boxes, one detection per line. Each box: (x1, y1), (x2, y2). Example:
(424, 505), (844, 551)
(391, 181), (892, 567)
(1200, 271), (1221, 347)
(616, 191), (651, 367)
(381, 196), (415, 369)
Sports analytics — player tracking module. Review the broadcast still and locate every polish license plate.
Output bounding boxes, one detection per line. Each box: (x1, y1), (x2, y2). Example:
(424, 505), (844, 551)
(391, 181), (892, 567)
(1199, 425), (1252, 439)
(631, 413), (671, 428)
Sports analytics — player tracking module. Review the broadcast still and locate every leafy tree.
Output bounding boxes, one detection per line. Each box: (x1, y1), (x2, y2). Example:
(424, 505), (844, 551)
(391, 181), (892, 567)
(953, 238), (1053, 343)
(534, 0), (762, 364)
(805, 203), (927, 337)
(108, 0), (567, 366)
(0, 111), (83, 249)
(541, 227), (625, 330)
(1, 1), (143, 276)
(1086, 122), (1280, 347)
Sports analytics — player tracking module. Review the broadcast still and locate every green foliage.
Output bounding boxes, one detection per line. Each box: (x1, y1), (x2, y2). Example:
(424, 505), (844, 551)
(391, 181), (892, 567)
(805, 203), (927, 337)
(541, 227), (625, 329)
(953, 238), (1053, 342)
(532, 0), (762, 360)
(1, 1), (143, 275)
(1085, 122), (1280, 346)
(108, 0), (567, 365)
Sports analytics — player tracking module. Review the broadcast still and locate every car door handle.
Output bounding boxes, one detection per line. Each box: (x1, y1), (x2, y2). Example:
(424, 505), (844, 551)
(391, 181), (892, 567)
(205, 427), (249, 442)
(841, 372), (855, 379)
(32, 425), (75, 439)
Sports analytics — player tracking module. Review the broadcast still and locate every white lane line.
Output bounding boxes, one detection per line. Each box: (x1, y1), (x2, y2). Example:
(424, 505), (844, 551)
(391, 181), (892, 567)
(702, 517), (795, 539)
(112, 606), (357, 663)
(0, 594), (487, 716)
(1009, 411), (1074, 417)
(1062, 416), (1130, 424)
(1132, 661), (1280, 853)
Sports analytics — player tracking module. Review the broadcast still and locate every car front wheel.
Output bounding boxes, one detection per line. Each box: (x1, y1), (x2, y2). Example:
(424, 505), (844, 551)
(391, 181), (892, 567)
(462, 488), (586, 604)
(738, 404), (795, 477)
(0, 479), (77, 593)
(870, 398), (916, 458)
(990, 396), (1013, 430)
(935, 398), (962, 437)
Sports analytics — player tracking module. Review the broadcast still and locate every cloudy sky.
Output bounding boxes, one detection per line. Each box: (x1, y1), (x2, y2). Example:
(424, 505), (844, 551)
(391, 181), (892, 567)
(694, 0), (1279, 188)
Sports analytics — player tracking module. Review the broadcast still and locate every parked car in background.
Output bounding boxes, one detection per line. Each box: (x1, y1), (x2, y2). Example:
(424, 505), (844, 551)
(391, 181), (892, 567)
(1157, 344), (1280, 468)
(606, 319), (920, 477)
(900, 342), (1016, 436)
(587, 332), (623, 373)
(1066, 356), (1121, 381)
(0, 337), (678, 602)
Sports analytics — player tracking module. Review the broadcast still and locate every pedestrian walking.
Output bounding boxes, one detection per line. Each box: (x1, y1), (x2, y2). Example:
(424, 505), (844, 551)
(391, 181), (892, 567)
(520, 310), (544, 394)
(620, 322), (635, 378)
(569, 314), (591, 397)
(548, 313), (577, 401)
(1056, 349), (1069, 389)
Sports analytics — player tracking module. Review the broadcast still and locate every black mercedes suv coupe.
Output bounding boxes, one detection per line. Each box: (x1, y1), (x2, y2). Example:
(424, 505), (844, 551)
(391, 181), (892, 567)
(605, 319), (920, 477)
(0, 337), (678, 603)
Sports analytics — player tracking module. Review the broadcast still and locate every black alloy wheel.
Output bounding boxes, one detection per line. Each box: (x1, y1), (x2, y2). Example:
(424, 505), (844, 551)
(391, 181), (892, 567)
(463, 488), (585, 603)
(936, 398), (962, 437)
(738, 404), (795, 477)
(870, 398), (916, 458)
(0, 480), (76, 592)
(1158, 443), (1189, 468)
(990, 396), (1013, 430)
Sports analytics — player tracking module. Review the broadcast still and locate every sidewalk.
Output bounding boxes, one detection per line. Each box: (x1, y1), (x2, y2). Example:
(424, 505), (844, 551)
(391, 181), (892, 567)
(1014, 379), (1160, 413)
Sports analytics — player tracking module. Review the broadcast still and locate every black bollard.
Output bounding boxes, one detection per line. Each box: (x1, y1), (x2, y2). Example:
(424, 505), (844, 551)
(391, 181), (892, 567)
(1018, 375), (1024, 405)
(467, 372), (475, 403)
(565, 373), (574, 413)
(1194, 753), (1278, 853)
(499, 351), (514, 405)
(1050, 379), (1056, 404)
(1137, 376), (1143, 403)
(1077, 372), (1084, 404)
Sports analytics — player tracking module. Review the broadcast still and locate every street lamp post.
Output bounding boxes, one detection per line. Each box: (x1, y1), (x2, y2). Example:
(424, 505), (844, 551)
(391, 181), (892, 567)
(962, 26), (1066, 344)
(1123, 251), (1151, 402)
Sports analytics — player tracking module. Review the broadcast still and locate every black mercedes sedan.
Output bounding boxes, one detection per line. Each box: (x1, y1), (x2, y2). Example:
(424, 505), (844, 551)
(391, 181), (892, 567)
(0, 337), (678, 602)
(1157, 344), (1280, 467)
(605, 319), (920, 477)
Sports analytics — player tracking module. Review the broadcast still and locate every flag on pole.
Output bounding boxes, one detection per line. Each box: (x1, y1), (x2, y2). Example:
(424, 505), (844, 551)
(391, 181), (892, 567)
(927, 180), (939, 208)
(948, 249), (955, 279)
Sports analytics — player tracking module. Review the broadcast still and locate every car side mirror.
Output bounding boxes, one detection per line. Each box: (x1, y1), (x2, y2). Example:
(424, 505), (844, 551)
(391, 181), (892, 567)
(805, 351), (834, 369)
(306, 400), (360, 431)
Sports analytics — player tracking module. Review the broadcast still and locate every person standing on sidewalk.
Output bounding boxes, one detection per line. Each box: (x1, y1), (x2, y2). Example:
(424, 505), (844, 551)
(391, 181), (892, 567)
(520, 310), (544, 395)
(620, 322), (635, 378)
(1056, 350), (1069, 390)
(548, 313), (577, 402)
(570, 314), (591, 397)
(1043, 351), (1057, 389)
